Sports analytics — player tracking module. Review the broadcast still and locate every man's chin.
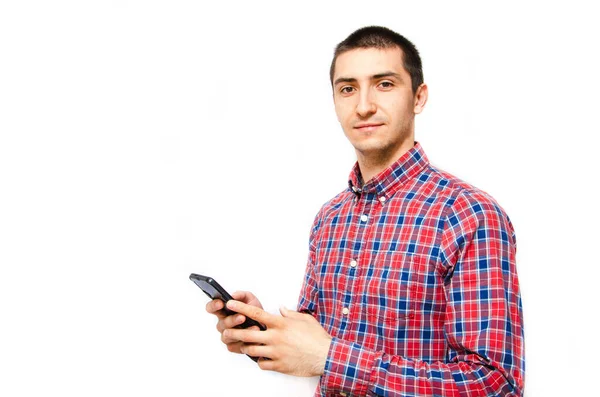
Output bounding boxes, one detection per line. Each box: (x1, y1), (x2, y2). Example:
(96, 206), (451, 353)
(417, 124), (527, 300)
(349, 136), (380, 150)
(352, 140), (413, 162)
(353, 144), (388, 158)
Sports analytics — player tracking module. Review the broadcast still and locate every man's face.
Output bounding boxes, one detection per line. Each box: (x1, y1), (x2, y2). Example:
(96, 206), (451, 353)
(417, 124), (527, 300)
(332, 47), (426, 160)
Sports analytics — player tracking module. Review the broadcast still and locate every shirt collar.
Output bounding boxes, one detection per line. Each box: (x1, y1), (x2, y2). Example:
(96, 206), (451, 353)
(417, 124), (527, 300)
(348, 141), (430, 198)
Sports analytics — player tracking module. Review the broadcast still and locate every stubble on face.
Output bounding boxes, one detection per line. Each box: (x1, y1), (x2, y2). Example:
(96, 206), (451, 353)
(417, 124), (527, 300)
(350, 108), (414, 165)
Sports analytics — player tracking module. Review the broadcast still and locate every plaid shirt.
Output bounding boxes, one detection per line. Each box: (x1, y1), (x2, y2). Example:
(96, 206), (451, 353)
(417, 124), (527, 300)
(298, 142), (524, 396)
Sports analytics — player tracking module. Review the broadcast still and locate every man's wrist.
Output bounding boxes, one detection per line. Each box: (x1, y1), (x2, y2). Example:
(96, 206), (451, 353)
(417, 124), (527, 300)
(313, 334), (333, 376)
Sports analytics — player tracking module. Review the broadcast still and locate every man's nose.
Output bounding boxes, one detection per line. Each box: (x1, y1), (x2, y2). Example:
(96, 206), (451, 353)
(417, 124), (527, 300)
(356, 89), (376, 117)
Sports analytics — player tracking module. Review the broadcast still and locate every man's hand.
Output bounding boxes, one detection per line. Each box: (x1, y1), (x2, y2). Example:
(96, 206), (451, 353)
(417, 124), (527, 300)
(223, 300), (332, 377)
(205, 291), (263, 354)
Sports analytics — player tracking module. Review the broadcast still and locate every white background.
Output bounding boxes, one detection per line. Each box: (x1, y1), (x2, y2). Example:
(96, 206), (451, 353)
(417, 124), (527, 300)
(1, 1), (599, 396)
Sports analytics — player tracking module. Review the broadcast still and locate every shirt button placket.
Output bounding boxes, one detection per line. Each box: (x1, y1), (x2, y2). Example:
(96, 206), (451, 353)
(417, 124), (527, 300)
(346, 195), (369, 333)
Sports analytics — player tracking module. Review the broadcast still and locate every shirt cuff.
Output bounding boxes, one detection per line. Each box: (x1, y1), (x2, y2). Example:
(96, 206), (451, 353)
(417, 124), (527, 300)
(320, 337), (379, 396)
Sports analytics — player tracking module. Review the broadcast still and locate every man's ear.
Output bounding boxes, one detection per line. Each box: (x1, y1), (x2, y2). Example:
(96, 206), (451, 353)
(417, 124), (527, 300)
(413, 83), (428, 114)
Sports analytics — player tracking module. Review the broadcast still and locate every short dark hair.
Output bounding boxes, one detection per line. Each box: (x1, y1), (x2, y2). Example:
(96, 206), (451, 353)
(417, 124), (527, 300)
(330, 26), (424, 94)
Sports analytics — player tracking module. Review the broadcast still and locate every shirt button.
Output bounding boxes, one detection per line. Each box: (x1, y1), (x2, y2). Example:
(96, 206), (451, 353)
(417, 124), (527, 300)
(342, 307), (349, 315)
(350, 260), (357, 268)
(360, 214), (368, 222)
(379, 196), (386, 203)
(340, 393), (347, 397)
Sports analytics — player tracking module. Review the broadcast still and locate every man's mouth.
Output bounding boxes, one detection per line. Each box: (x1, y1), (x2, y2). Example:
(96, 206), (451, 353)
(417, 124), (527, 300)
(354, 123), (384, 132)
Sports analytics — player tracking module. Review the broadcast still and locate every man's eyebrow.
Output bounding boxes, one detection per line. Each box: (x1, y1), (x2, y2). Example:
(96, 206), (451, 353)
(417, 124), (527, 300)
(372, 71), (403, 80)
(333, 72), (403, 86)
(333, 77), (357, 86)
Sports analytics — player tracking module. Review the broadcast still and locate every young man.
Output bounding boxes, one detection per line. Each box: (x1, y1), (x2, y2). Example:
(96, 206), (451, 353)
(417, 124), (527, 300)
(206, 26), (525, 396)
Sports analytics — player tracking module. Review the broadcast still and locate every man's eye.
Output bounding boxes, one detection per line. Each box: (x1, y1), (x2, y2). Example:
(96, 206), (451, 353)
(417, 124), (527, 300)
(340, 86), (354, 94)
(379, 81), (393, 88)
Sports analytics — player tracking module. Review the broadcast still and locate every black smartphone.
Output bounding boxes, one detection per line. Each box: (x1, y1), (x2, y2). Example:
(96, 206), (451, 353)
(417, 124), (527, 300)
(189, 273), (266, 331)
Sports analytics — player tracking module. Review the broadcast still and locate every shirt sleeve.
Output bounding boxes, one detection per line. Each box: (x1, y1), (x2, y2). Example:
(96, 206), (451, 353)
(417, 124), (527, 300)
(318, 190), (525, 396)
(297, 208), (323, 315)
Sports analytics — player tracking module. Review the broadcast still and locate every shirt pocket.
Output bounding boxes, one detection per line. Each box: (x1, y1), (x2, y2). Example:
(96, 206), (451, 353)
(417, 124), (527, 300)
(360, 250), (431, 325)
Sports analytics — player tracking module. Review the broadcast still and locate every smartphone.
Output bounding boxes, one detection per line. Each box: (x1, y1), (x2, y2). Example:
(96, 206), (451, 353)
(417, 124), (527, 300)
(189, 273), (266, 331)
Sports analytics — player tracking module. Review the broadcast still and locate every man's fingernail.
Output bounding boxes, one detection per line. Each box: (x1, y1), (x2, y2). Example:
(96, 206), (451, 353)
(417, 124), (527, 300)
(227, 301), (236, 309)
(223, 330), (229, 337)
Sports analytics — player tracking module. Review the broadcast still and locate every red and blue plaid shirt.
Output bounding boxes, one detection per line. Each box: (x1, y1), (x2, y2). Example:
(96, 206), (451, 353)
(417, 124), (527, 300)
(298, 142), (524, 396)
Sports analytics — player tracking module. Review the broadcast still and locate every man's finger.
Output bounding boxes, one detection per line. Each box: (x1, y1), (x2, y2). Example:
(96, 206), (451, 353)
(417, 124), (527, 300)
(231, 291), (263, 309)
(221, 331), (244, 345)
(206, 299), (227, 318)
(224, 328), (269, 344)
(240, 344), (273, 359)
(231, 291), (253, 302)
(279, 306), (307, 320)
(257, 357), (277, 372)
(222, 314), (246, 330)
(216, 316), (241, 333)
(225, 341), (244, 354)
(226, 300), (279, 327)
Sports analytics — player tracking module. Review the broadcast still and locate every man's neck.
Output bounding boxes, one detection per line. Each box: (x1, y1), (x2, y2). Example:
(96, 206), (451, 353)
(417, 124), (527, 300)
(356, 141), (415, 185)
